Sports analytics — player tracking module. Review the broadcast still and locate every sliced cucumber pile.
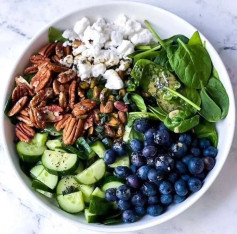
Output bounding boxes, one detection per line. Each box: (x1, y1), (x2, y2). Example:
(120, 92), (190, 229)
(91, 141), (106, 158)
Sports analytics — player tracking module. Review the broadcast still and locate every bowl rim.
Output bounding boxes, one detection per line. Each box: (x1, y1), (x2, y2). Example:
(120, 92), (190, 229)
(1, 1), (236, 232)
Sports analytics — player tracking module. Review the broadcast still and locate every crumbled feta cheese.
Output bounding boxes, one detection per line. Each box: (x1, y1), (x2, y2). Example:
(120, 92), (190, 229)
(60, 55), (74, 68)
(62, 29), (78, 41)
(73, 17), (90, 35)
(73, 55), (87, 64)
(104, 50), (120, 67)
(129, 29), (153, 45)
(62, 41), (72, 47)
(72, 44), (87, 56)
(118, 60), (131, 71)
(91, 63), (106, 77)
(92, 18), (107, 32)
(111, 31), (123, 46)
(117, 40), (134, 58)
(103, 70), (124, 90)
(77, 61), (92, 80)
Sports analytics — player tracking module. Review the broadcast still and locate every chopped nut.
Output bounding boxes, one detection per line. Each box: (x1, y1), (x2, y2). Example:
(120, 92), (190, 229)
(117, 70), (124, 80)
(79, 81), (90, 89)
(72, 40), (83, 48)
(90, 78), (96, 89)
(15, 76), (34, 96)
(39, 105), (63, 123)
(88, 126), (94, 135)
(47, 62), (69, 73)
(117, 124), (125, 137)
(119, 89), (126, 97)
(108, 95), (115, 101)
(63, 46), (71, 56)
(8, 96), (28, 116)
(17, 114), (33, 127)
(15, 122), (35, 142)
(118, 111), (127, 124)
(57, 69), (77, 84)
(100, 88), (109, 103)
(30, 88), (54, 108)
(114, 101), (128, 112)
(51, 55), (61, 65)
(93, 86), (101, 99)
(100, 101), (114, 114)
(105, 124), (115, 138)
(72, 99), (97, 116)
(107, 117), (120, 127)
(78, 87), (85, 99)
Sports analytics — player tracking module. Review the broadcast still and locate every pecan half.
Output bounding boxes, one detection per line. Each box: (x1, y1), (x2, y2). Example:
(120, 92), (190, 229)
(72, 99), (97, 116)
(55, 42), (64, 58)
(100, 101), (114, 114)
(15, 76), (34, 96)
(114, 101), (128, 112)
(30, 88), (54, 108)
(84, 113), (94, 130)
(69, 80), (77, 109)
(17, 114), (33, 127)
(30, 64), (52, 92)
(47, 62), (68, 73)
(63, 118), (84, 145)
(29, 107), (46, 129)
(24, 65), (38, 75)
(8, 96), (28, 116)
(38, 43), (56, 57)
(54, 114), (72, 131)
(29, 55), (50, 65)
(12, 86), (29, 103)
(39, 105), (63, 123)
(59, 92), (68, 109)
(63, 46), (71, 56)
(51, 55), (61, 65)
(15, 122), (35, 142)
(57, 69), (76, 84)
(118, 111), (127, 124)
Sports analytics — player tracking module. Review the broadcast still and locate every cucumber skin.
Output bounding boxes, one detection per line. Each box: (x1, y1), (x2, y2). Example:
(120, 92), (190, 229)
(84, 209), (99, 223)
(56, 176), (79, 195)
(91, 141), (106, 158)
(102, 181), (124, 192)
(36, 189), (54, 198)
(89, 196), (111, 215)
(32, 179), (53, 192)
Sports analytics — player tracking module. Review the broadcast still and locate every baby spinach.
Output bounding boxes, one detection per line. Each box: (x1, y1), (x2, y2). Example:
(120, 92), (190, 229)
(4, 96), (17, 124)
(212, 67), (220, 80)
(154, 48), (172, 71)
(199, 85), (222, 122)
(129, 127), (144, 142)
(167, 39), (212, 89)
(135, 45), (153, 50)
(188, 31), (202, 46)
(195, 120), (218, 147)
(131, 94), (147, 112)
(148, 105), (167, 121)
(206, 77), (229, 119)
(134, 45), (161, 63)
(24, 74), (35, 83)
(48, 27), (67, 43)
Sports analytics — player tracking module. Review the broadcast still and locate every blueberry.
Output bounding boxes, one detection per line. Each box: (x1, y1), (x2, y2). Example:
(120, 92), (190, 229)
(188, 178), (202, 192)
(191, 139), (199, 147)
(155, 155), (174, 173)
(130, 165), (137, 174)
(181, 174), (191, 181)
(204, 157), (216, 171)
(154, 129), (171, 146)
(147, 205), (164, 216)
(146, 157), (156, 166)
(122, 210), (137, 223)
(134, 206), (146, 216)
(195, 172), (206, 180)
(175, 161), (188, 174)
(130, 139), (143, 152)
(137, 165), (150, 180)
(134, 119), (150, 133)
(173, 194), (186, 204)
(144, 128), (156, 143)
(190, 147), (201, 157)
(114, 166), (132, 178)
(112, 142), (127, 156)
(131, 193), (147, 206)
(116, 185), (132, 201)
(179, 134), (192, 145)
(171, 142), (188, 158)
(148, 168), (164, 182)
(159, 181), (173, 195)
(182, 155), (193, 166)
(168, 172), (179, 183)
(174, 179), (188, 196)
(118, 200), (131, 211)
(131, 152), (145, 167)
(142, 146), (157, 158)
(158, 122), (167, 130)
(104, 149), (117, 164)
(160, 194), (173, 205)
(127, 175), (141, 188)
(105, 188), (117, 202)
(188, 157), (204, 175)
(148, 196), (159, 205)
(203, 146), (218, 158)
(141, 182), (157, 196)
(144, 140), (156, 147)
(199, 138), (211, 149)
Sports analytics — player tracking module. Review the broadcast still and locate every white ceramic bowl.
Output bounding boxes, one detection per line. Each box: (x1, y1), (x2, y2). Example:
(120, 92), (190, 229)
(1, 1), (235, 232)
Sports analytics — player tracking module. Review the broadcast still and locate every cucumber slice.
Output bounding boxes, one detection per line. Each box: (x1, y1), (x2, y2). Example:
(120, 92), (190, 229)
(102, 176), (124, 191)
(30, 164), (44, 178)
(74, 161), (84, 174)
(92, 187), (105, 198)
(91, 141), (106, 158)
(42, 150), (78, 175)
(89, 196), (111, 215)
(32, 133), (48, 146)
(32, 179), (52, 192)
(109, 155), (130, 168)
(56, 176), (79, 195)
(57, 191), (85, 213)
(46, 139), (62, 150)
(75, 159), (106, 185)
(62, 145), (88, 160)
(78, 184), (94, 203)
(84, 209), (99, 223)
(36, 189), (54, 198)
(36, 168), (58, 190)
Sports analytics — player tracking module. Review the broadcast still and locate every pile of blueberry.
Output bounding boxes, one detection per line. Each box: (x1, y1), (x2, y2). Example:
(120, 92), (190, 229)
(104, 119), (218, 223)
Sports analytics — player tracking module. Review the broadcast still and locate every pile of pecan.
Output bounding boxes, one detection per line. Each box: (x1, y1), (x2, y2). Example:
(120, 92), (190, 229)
(8, 42), (128, 145)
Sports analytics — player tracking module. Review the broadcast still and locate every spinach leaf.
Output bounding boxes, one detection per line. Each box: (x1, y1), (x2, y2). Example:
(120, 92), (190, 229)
(167, 39), (212, 89)
(154, 48), (172, 71)
(129, 127), (144, 141)
(127, 112), (159, 127)
(24, 74), (35, 83)
(164, 109), (200, 133)
(164, 34), (189, 46)
(212, 67), (220, 80)
(4, 96), (17, 124)
(127, 50), (143, 59)
(135, 45), (153, 50)
(188, 31), (202, 46)
(134, 45), (161, 63)
(148, 105), (167, 121)
(131, 94), (147, 112)
(206, 77), (229, 119)
(48, 27), (67, 43)
(195, 120), (218, 147)
(199, 85), (222, 122)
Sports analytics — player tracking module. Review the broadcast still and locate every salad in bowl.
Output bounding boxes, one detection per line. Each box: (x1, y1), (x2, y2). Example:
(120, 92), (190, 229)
(4, 13), (230, 225)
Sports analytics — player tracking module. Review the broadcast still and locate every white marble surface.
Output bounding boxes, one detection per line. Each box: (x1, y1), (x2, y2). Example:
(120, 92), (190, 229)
(0, 0), (237, 233)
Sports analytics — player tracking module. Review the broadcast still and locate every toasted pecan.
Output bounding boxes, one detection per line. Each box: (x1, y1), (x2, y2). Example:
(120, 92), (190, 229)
(38, 43), (56, 57)
(69, 80), (77, 109)
(54, 114), (72, 131)
(72, 99), (97, 116)
(57, 69), (77, 84)
(15, 122), (35, 142)
(8, 96), (28, 116)
(12, 86), (29, 103)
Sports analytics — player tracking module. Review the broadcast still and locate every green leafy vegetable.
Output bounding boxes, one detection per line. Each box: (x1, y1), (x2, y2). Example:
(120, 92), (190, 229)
(188, 31), (202, 46)
(164, 34), (189, 46)
(48, 27), (67, 43)
(212, 67), (220, 80)
(76, 137), (94, 157)
(154, 48), (172, 71)
(199, 84), (222, 122)
(131, 94), (147, 112)
(134, 45), (161, 63)
(148, 105), (167, 121)
(24, 74), (35, 83)
(4, 96), (17, 124)
(135, 45), (153, 50)
(195, 120), (218, 147)
(206, 77), (229, 119)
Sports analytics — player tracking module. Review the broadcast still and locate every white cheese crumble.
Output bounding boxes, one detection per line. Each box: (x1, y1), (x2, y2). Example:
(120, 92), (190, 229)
(117, 40), (134, 59)
(103, 70), (124, 90)
(60, 55), (74, 68)
(91, 63), (106, 77)
(77, 61), (92, 80)
(73, 17), (90, 35)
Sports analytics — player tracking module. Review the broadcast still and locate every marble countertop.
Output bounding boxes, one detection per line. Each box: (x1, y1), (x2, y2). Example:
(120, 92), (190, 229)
(0, 0), (237, 233)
